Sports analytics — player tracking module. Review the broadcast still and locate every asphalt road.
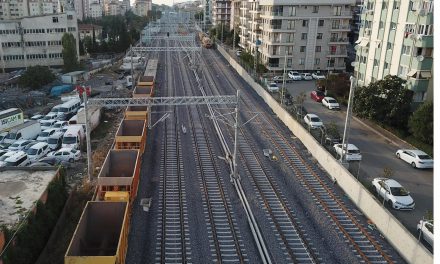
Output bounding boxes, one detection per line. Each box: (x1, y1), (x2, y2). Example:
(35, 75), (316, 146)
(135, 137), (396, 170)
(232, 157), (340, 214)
(282, 80), (433, 238)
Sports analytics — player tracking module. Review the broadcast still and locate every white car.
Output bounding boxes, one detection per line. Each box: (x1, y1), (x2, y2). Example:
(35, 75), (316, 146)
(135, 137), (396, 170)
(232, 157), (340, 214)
(41, 113), (58, 121)
(395, 149), (433, 169)
(372, 178), (415, 210)
(417, 220), (433, 247)
(1, 151), (30, 167)
(333, 143), (362, 161)
(288, 71), (302, 81)
(322, 97), (340, 110)
(40, 120), (57, 131)
(301, 73), (313, 80)
(267, 82), (280, 93)
(312, 71), (326, 80)
(303, 114), (323, 129)
(27, 142), (50, 162)
(0, 151), (18, 165)
(47, 147), (81, 162)
(36, 128), (58, 142)
(52, 121), (69, 132)
(8, 139), (33, 151)
(30, 114), (44, 121)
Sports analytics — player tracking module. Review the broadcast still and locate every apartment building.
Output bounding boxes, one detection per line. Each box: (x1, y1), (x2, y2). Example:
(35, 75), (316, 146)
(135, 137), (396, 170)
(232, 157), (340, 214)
(354, 0), (433, 103)
(212, 0), (231, 26)
(0, 0), (61, 20)
(0, 11), (79, 70)
(88, 1), (102, 18)
(135, 0), (151, 16)
(78, 23), (102, 41)
(237, 0), (355, 72)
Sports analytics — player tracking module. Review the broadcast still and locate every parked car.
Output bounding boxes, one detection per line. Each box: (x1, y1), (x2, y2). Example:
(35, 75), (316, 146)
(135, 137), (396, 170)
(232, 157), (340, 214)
(52, 121), (68, 132)
(372, 178), (415, 210)
(30, 114), (44, 121)
(8, 139), (33, 151)
(35, 156), (70, 167)
(36, 128), (58, 142)
(23, 141), (39, 153)
(0, 132), (7, 143)
(47, 147), (81, 162)
(273, 75), (292, 83)
(312, 71), (326, 80)
(301, 73), (313, 80)
(324, 124), (341, 145)
(0, 149), (9, 158)
(333, 143), (362, 161)
(417, 220), (433, 247)
(40, 120), (57, 131)
(266, 82), (280, 93)
(41, 113), (58, 121)
(0, 151), (18, 166)
(310, 90), (325, 102)
(1, 151), (31, 167)
(303, 114), (323, 129)
(288, 71), (302, 80)
(27, 142), (50, 162)
(322, 97), (340, 110)
(395, 149), (433, 169)
(47, 132), (64, 150)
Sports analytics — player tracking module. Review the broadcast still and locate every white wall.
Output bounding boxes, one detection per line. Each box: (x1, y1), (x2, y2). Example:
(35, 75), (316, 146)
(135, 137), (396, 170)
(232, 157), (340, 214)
(217, 44), (433, 264)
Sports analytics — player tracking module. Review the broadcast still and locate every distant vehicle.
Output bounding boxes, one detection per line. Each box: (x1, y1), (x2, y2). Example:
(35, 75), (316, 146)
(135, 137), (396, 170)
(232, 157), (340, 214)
(30, 114), (44, 121)
(263, 149), (273, 157)
(303, 114), (323, 129)
(42, 113), (58, 121)
(50, 84), (73, 97)
(47, 132), (64, 150)
(52, 121), (68, 132)
(322, 97), (340, 110)
(417, 220), (433, 247)
(8, 139), (33, 151)
(236, 50), (242, 57)
(0, 149), (8, 157)
(333, 143), (362, 161)
(267, 82), (280, 93)
(0, 108), (24, 132)
(35, 156), (70, 167)
(301, 73), (313, 80)
(36, 128), (58, 142)
(2, 151), (31, 167)
(310, 90), (325, 102)
(288, 71), (302, 80)
(273, 75), (292, 83)
(27, 142), (50, 162)
(312, 71), (326, 80)
(23, 141), (39, 153)
(0, 151), (18, 164)
(40, 120), (57, 131)
(62, 125), (85, 149)
(372, 178), (415, 210)
(47, 147), (81, 162)
(0, 132), (7, 143)
(126, 76), (133, 88)
(2, 121), (41, 144)
(56, 99), (81, 120)
(395, 149), (433, 169)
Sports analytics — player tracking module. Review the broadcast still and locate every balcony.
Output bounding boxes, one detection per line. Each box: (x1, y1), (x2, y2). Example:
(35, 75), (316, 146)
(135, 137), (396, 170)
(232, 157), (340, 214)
(327, 50), (347, 57)
(333, 11), (352, 17)
(329, 37), (349, 44)
(406, 78), (430, 92)
(330, 25), (351, 31)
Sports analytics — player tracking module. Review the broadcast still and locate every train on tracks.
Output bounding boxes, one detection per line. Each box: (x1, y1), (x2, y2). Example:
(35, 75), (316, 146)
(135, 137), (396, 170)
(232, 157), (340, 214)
(64, 59), (157, 264)
(198, 31), (213, 49)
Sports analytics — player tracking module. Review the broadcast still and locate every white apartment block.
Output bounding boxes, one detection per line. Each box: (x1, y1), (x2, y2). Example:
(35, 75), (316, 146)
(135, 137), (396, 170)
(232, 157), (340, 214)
(0, 0), (61, 20)
(135, 0), (151, 17)
(212, 0), (231, 26)
(88, 1), (102, 18)
(237, 0), (354, 72)
(0, 11), (79, 70)
(74, 0), (88, 20)
(354, 0), (433, 103)
(105, 0), (120, 15)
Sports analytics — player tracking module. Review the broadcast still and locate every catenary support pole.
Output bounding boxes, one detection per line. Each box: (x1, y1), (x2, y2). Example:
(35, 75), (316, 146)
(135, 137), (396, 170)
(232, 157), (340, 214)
(83, 89), (93, 182)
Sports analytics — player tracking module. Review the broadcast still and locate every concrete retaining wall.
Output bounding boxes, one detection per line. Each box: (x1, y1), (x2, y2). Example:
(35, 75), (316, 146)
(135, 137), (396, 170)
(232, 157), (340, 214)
(217, 45), (433, 264)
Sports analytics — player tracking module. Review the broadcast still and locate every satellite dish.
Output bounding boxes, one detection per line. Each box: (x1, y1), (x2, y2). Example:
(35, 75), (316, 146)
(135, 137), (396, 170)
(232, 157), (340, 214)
(417, 55), (424, 62)
(351, 62), (357, 67)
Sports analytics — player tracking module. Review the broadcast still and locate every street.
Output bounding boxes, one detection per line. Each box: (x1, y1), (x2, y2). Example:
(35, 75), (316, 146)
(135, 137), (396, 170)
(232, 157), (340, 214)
(283, 80), (433, 240)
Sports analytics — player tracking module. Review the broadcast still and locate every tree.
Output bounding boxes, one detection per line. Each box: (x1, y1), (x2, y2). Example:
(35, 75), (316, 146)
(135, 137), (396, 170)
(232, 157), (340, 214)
(353, 75), (413, 129)
(19, 66), (55, 90)
(408, 101), (433, 145)
(62, 33), (80, 72)
(317, 73), (350, 99)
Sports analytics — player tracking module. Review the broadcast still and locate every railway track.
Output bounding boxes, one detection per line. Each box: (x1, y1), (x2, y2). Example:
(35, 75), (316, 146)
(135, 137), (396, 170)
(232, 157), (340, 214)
(202, 49), (396, 263)
(176, 49), (248, 263)
(154, 41), (192, 264)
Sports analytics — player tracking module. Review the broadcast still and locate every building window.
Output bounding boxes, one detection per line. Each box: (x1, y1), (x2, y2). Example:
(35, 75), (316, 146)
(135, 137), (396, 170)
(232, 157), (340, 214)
(333, 6), (342, 16)
(379, 21), (384, 29)
(317, 33), (323, 39)
(52, 16), (58, 23)
(299, 58), (305, 65)
(387, 42), (392, 49)
(312, 6), (319, 13)
(393, 1), (400, 9)
(287, 6), (296, 16)
(390, 22), (397, 30)
(384, 62), (389, 69)
(287, 33), (294, 42)
(67, 14), (73, 20)
(373, 59), (379, 66)
(315, 58), (320, 65)
(315, 46), (321, 52)
(318, 19), (324, 27)
(287, 20), (295, 29)
(402, 45), (411, 55)
(382, 2), (388, 9)
(398, 65), (408, 77)
(287, 58), (292, 67)
(301, 33), (307, 39)
(300, 46), (306, 52)
(302, 20), (309, 27)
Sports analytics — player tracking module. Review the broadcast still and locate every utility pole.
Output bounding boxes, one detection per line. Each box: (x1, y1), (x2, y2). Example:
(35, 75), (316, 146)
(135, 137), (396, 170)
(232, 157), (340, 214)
(232, 90), (240, 181)
(130, 44), (134, 89)
(340, 76), (356, 165)
(281, 53), (287, 106)
(82, 89), (92, 182)
(221, 22), (224, 44)
(232, 24), (236, 52)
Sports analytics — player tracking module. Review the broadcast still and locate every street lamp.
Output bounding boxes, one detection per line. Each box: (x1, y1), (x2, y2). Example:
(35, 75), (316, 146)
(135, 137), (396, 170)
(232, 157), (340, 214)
(340, 76), (356, 166)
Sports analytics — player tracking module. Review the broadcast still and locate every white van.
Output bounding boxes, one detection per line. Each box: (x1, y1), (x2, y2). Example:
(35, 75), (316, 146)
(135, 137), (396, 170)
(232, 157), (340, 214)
(27, 142), (50, 162)
(3, 151), (30, 167)
(40, 120), (57, 130)
(57, 99), (81, 120)
(47, 132), (64, 150)
(3, 121), (41, 144)
(62, 125), (85, 149)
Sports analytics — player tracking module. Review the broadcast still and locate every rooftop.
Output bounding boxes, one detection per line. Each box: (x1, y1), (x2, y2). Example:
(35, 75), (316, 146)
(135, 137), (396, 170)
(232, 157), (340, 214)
(0, 169), (58, 228)
(78, 24), (103, 31)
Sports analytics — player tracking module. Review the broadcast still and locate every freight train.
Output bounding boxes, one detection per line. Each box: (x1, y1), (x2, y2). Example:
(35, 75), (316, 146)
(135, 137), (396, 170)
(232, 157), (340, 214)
(65, 59), (158, 264)
(198, 31), (213, 49)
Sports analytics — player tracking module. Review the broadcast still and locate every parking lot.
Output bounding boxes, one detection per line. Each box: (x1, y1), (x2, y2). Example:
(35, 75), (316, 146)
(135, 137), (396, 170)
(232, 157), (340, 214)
(269, 79), (433, 241)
